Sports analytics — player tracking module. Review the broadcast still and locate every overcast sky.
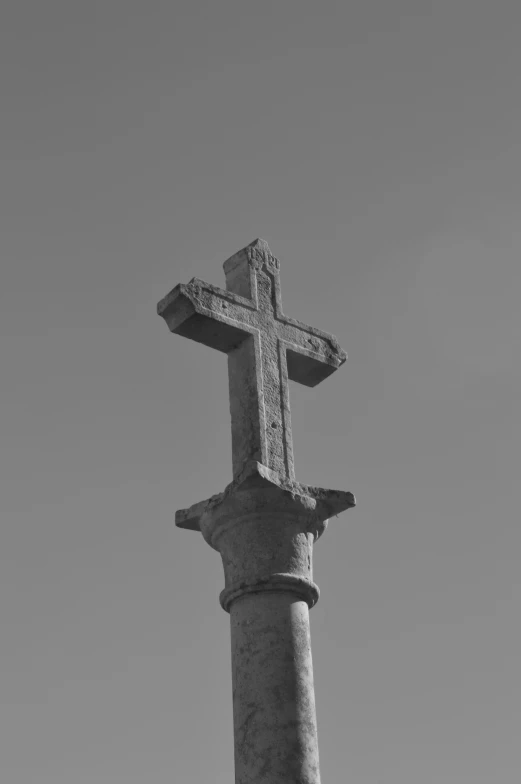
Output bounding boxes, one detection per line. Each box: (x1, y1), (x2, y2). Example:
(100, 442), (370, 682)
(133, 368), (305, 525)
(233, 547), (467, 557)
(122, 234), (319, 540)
(2, 2), (520, 782)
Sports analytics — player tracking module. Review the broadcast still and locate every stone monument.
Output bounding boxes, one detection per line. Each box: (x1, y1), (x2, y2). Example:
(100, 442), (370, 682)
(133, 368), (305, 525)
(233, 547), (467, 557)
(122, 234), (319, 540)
(157, 238), (355, 784)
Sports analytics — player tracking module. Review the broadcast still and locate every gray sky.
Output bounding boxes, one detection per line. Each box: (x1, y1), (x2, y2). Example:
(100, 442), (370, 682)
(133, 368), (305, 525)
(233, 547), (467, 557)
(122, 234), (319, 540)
(2, 1), (520, 782)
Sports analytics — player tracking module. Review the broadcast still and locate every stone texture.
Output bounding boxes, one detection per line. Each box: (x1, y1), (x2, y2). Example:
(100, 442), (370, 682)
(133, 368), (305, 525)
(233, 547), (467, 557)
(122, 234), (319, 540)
(157, 240), (355, 784)
(231, 594), (320, 784)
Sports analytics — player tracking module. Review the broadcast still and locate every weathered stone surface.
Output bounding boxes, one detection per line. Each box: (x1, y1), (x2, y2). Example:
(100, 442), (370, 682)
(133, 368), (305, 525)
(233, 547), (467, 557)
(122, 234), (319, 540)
(157, 239), (355, 784)
(158, 238), (346, 480)
(231, 594), (320, 784)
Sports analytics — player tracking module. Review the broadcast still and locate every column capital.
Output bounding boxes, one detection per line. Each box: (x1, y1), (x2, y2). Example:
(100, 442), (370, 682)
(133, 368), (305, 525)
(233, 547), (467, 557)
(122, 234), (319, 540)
(175, 462), (355, 612)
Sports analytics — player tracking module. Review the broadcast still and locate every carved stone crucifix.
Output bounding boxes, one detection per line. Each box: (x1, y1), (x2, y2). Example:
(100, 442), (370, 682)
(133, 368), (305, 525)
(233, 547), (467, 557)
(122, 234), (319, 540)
(158, 239), (355, 784)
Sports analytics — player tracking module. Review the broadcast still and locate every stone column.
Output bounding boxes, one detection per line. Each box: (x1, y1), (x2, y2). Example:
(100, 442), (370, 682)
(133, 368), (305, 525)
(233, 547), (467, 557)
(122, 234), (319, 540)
(230, 594), (320, 784)
(198, 472), (332, 784)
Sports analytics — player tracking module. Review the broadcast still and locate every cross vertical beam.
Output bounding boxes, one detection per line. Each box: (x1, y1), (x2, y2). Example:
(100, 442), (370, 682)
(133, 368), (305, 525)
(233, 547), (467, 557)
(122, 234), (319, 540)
(224, 242), (295, 479)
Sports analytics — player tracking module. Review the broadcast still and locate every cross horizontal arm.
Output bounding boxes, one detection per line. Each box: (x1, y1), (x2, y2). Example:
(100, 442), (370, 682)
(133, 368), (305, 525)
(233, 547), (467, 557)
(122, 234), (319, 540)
(277, 316), (347, 387)
(157, 278), (256, 353)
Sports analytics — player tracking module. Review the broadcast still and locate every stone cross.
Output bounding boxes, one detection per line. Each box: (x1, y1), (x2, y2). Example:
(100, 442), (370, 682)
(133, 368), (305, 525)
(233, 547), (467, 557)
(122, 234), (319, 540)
(158, 239), (355, 784)
(158, 238), (346, 483)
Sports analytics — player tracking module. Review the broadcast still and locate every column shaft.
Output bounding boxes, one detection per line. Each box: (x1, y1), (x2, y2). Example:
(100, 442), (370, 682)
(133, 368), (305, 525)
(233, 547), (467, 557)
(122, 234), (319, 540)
(230, 591), (321, 784)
